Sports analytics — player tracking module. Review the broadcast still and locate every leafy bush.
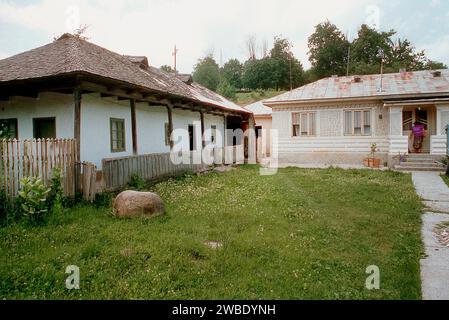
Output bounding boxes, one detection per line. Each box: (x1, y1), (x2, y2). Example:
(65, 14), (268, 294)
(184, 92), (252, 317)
(47, 167), (64, 213)
(18, 177), (51, 224)
(94, 192), (114, 208)
(128, 173), (146, 190)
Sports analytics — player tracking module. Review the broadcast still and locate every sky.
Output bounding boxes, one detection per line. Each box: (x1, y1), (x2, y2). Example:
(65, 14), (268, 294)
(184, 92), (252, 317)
(0, 0), (448, 73)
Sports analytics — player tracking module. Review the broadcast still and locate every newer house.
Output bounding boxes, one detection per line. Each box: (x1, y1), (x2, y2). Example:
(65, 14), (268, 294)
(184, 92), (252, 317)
(0, 34), (253, 176)
(264, 70), (449, 169)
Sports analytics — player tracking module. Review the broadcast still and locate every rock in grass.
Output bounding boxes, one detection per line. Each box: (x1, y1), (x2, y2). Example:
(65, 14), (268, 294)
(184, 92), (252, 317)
(113, 191), (165, 218)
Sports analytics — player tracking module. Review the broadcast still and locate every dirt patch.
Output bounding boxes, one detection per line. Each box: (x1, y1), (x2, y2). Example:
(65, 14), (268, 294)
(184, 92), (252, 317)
(434, 223), (449, 247)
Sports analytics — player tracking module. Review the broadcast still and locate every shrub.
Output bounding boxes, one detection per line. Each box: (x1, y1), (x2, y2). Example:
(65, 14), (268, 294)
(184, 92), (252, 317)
(128, 173), (146, 190)
(47, 167), (64, 213)
(18, 177), (51, 224)
(0, 189), (13, 226)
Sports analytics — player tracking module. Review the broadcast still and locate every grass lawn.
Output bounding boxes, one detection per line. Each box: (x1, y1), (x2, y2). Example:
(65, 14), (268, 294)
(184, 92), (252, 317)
(442, 174), (449, 188)
(234, 90), (286, 106)
(0, 166), (423, 299)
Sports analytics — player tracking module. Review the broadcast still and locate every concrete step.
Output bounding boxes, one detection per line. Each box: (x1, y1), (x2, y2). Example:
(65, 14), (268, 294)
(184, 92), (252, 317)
(394, 165), (446, 172)
(404, 158), (438, 163)
(399, 162), (443, 168)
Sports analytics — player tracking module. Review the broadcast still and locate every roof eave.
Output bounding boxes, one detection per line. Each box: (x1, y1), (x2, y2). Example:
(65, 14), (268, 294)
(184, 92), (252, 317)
(264, 92), (449, 107)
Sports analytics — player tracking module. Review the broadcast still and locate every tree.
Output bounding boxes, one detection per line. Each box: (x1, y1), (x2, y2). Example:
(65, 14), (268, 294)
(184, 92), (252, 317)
(390, 38), (426, 71)
(350, 24), (395, 67)
(308, 21), (350, 78)
(425, 60), (447, 70)
(221, 59), (243, 89)
(216, 79), (236, 100)
(192, 55), (221, 91)
(246, 35), (257, 60)
(160, 65), (175, 73)
(269, 36), (304, 90)
(241, 58), (274, 90)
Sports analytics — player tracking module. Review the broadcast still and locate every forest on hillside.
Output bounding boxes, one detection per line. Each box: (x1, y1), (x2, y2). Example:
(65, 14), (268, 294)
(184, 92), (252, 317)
(161, 21), (447, 102)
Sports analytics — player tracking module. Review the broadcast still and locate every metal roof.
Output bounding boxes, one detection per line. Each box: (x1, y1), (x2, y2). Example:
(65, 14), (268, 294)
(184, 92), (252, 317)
(265, 69), (449, 104)
(244, 100), (272, 116)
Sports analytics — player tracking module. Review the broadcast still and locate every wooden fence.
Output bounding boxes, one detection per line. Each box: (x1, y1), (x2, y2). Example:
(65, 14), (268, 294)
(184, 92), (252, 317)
(0, 139), (78, 197)
(102, 146), (245, 191)
(80, 161), (97, 202)
(102, 151), (205, 191)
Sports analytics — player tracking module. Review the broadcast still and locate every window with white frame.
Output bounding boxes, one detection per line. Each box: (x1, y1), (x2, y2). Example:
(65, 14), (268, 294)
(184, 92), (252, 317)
(292, 112), (316, 137)
(344, 110), (372, 136)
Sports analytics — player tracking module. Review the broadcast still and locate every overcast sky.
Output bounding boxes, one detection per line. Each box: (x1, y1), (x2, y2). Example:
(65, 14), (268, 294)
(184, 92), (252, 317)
(0, 0), (448, 73)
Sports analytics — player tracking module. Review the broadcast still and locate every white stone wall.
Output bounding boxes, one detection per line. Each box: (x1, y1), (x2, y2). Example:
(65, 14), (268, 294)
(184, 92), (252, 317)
(136, 103), (170, 155)
(0, 92), (74, 139)
(1, 93), (229, 169)
(81, 94), (134, 167)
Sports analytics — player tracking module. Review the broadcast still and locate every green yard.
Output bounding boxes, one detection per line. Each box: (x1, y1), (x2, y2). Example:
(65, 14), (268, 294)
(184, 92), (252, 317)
(0, 166), (423, 299)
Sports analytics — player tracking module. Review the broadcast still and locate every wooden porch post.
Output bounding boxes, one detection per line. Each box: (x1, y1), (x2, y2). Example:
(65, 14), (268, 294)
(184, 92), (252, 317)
(167, 104), (174, 149)
(200, 110), (206, 149)
(130, 99), (138, 155)
(223, 114), (228, 164)
(74, 87), (82, 193)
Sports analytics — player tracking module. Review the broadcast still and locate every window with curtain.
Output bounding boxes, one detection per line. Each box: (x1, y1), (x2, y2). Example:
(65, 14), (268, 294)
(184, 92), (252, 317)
(110, 118), (126, 152)
(292, 112), (316, 137)
(344, 110), (372, 136)
(0, 118), (18, 139)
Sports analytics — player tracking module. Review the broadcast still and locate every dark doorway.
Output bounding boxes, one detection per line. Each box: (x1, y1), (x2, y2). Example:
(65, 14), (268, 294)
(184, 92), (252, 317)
(33, 117), (56, 139)
(188, 124), (194, 151)
(415, 109), (428, 130)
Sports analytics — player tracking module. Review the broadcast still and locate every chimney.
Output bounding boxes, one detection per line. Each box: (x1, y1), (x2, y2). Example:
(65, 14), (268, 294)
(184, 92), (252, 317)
(353, 76), (362, 83)
(432, 70), (442, 78)
(400, 68), (407, 79)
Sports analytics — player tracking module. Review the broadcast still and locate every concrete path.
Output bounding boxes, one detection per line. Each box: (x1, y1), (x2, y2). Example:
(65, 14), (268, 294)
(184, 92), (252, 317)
(412, 172), (449, 300)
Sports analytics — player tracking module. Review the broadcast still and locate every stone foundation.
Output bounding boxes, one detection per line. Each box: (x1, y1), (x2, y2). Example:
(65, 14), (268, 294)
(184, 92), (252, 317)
(278, 152), (389, 167)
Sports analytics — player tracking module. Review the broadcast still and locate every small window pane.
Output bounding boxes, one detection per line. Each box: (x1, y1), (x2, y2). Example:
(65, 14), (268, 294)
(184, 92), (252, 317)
(300, 114), (308, 136)
(309, 113), (316, 136)
(293, 124), (300, 137)
(292, 113), (300, 124)
(363, 111), (371, 135)
(354, 111), (362, 135)
(111, 118), (125, 152)
(344, 111), (352, 135)
(0, 119), (18, 139)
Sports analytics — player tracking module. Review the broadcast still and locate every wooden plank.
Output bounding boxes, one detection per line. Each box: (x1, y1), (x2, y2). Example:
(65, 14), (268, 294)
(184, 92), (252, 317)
(130, 99), (138, 155)
(74, 88), (82, 193)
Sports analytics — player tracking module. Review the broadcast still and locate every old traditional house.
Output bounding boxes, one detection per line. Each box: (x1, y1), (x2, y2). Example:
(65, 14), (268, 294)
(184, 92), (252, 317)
(264, 70), (449, 170)
(0, 34), (253, 191)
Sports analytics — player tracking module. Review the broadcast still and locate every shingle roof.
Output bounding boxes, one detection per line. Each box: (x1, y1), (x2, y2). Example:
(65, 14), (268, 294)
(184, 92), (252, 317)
(265, 69), (449, 104)
(244, 100), (272, 116)
(0, 33), (248, 114)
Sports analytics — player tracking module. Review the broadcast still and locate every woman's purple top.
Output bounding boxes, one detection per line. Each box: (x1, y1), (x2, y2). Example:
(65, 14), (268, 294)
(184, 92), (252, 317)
(412, 124), (425, 137)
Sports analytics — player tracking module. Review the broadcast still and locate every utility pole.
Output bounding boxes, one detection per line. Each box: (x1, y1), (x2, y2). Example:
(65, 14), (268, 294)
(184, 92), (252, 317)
(346, 32), (351, 77)
(288, 43), (293, 91)
(289, 52), (293, 91)
(172, 45), (179, 74)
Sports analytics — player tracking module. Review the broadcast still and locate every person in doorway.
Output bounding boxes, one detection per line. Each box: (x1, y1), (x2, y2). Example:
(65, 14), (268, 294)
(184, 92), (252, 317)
(410, 121), (426, 153)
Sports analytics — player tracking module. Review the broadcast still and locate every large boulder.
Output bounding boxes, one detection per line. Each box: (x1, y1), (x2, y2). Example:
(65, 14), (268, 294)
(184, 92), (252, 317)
(113, 191), (165, 218)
